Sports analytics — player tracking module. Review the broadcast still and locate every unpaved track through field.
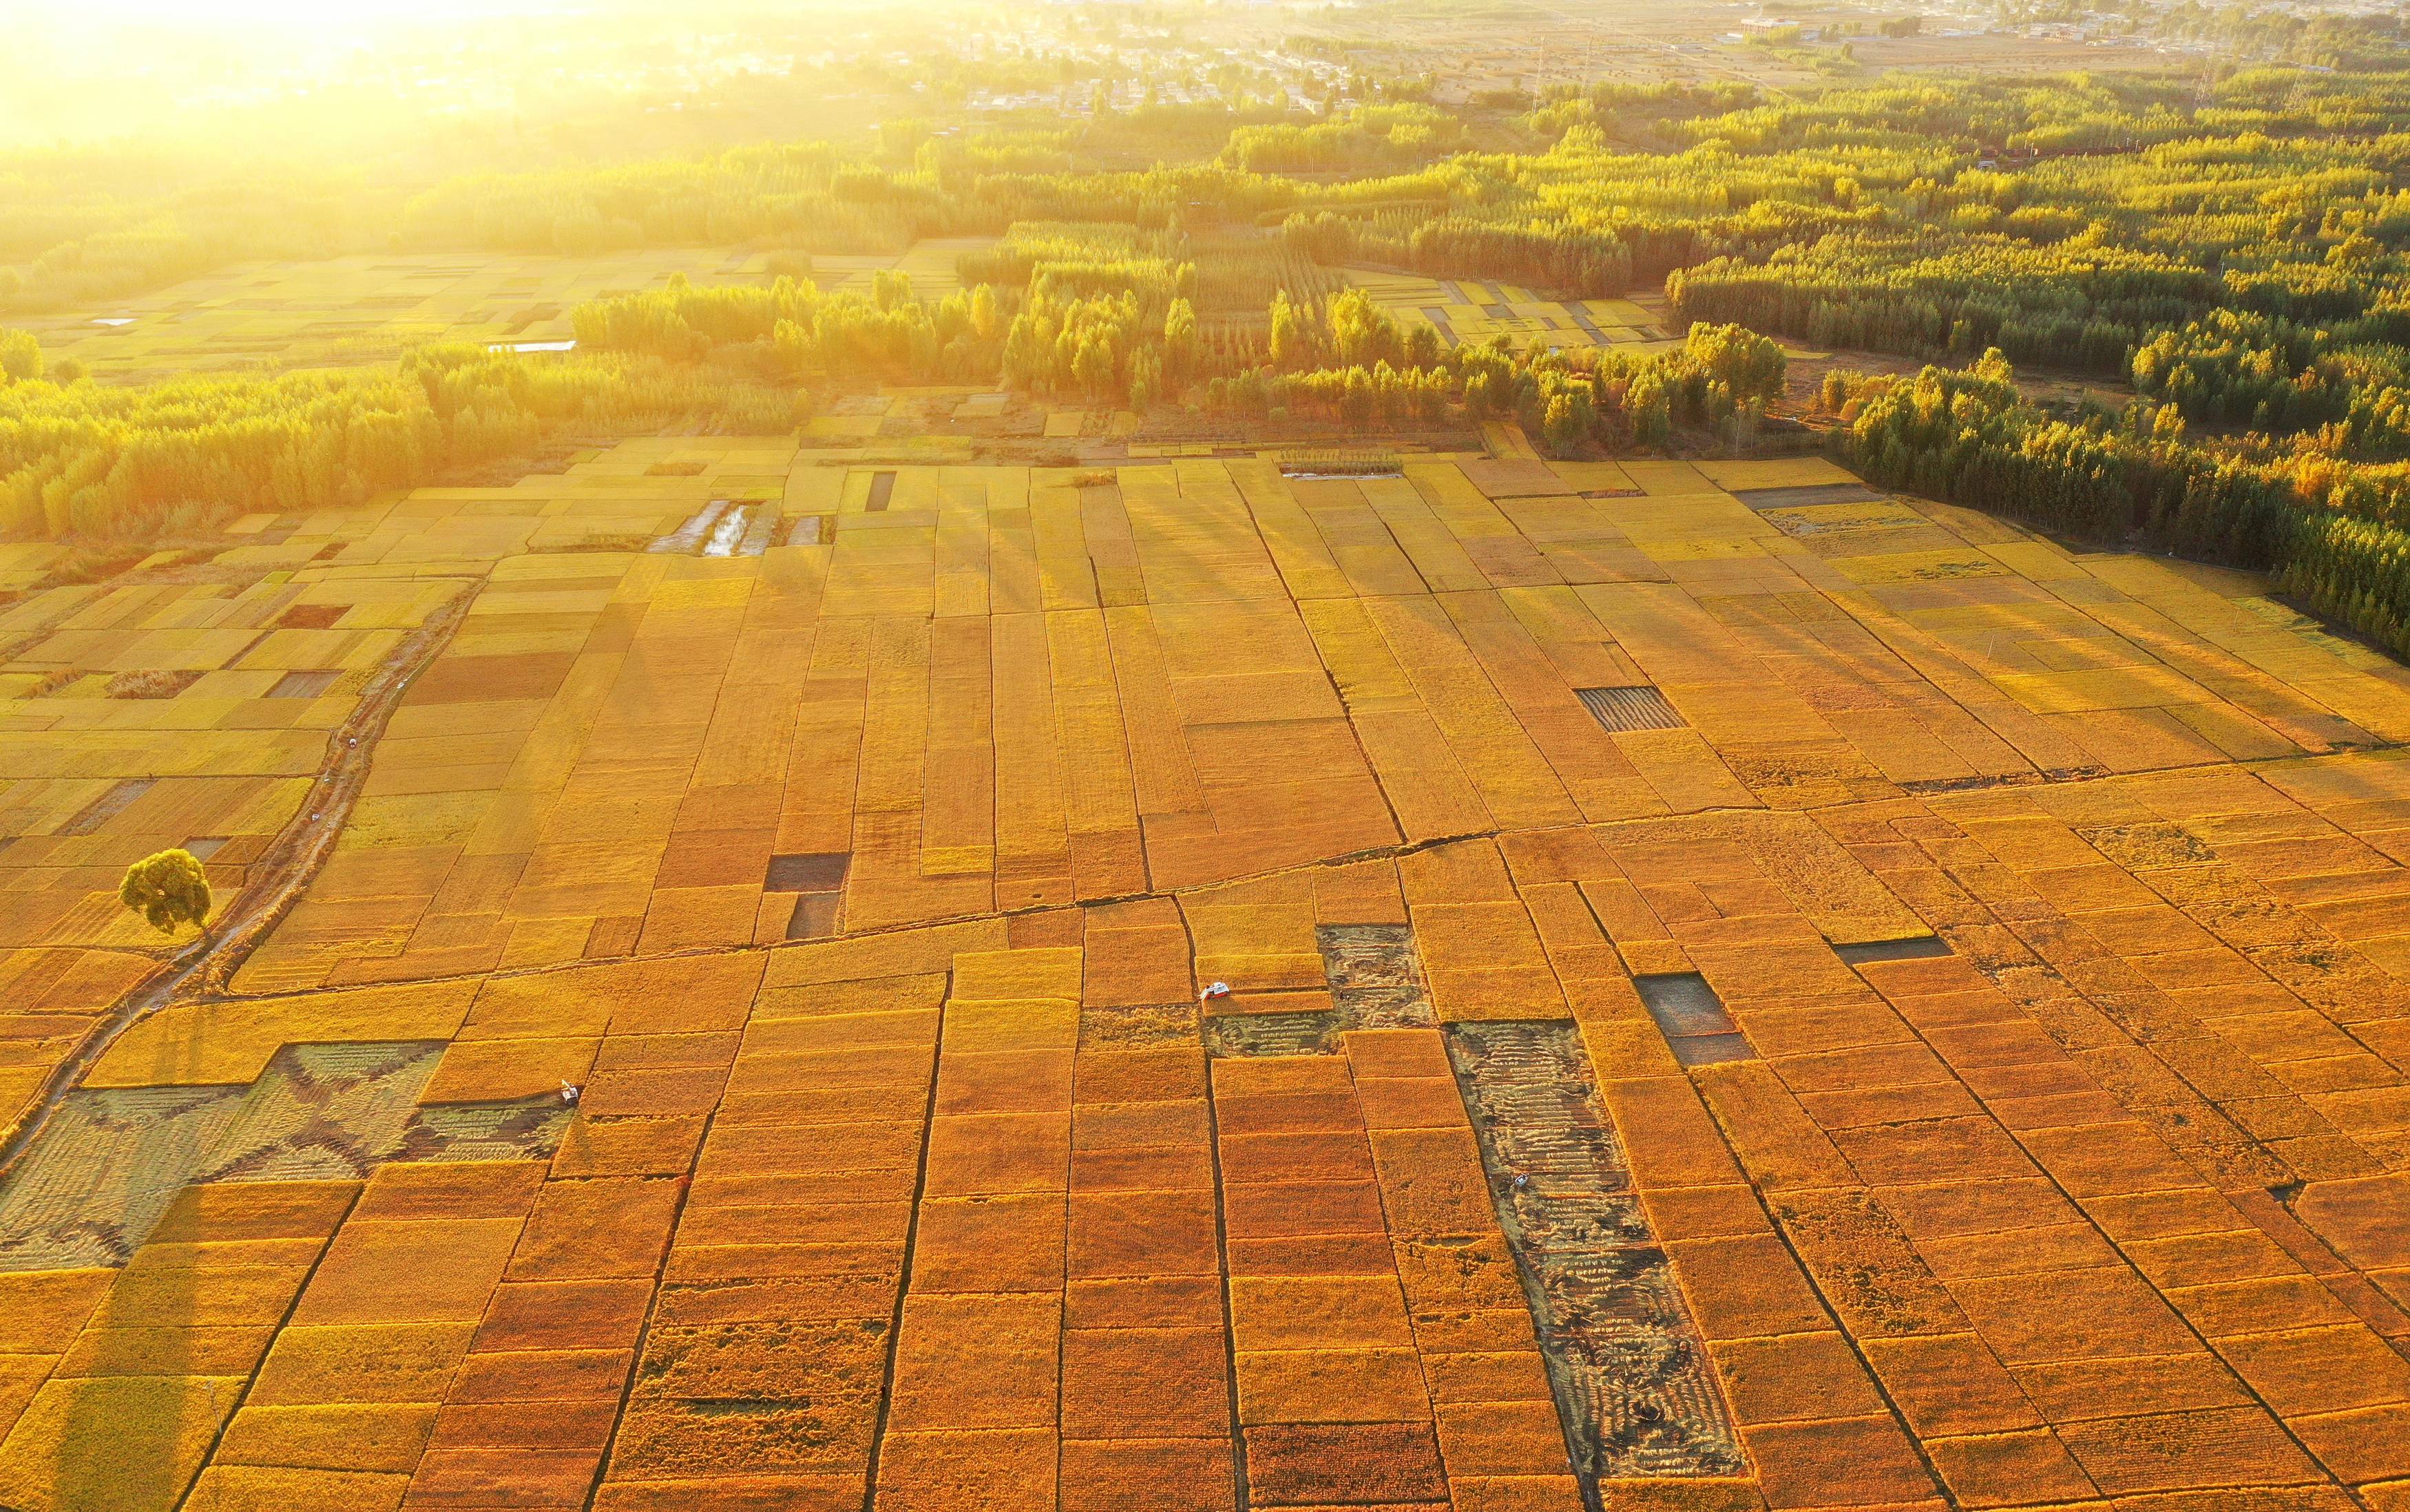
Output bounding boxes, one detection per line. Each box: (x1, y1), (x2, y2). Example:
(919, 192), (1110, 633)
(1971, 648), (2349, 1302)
(0, 580), (483, 1178)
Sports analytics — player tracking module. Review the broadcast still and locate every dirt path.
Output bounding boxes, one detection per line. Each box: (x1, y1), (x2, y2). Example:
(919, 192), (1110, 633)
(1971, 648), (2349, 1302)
(0, 580), (483, 1178)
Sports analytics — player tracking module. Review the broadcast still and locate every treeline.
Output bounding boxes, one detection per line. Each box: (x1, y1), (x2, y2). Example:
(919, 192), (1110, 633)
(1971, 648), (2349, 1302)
(1668, 231), (2216, 374)
(575, 229), (1212, 409)
(0, 337), (795, 539)
(1283, 211), (1633, 298)
(965, 163), (1308, 230)
(0, 133), (1305, 318)
(565, 256), (1790, 456)
(1832, 353), (2289, 555)
(1827, 349), (2410, 658)
(2150, 8), (2410, 71)
(1524, 81), (1763, 147)
(2283, 507), (2410, 652)
(978, 222), (1204, 405)
(1220, 105), (1467, 174)
(0, 332), (39, 385)
(1274, 118), (1911, 301)
(1632, 75), (2410, 379)
(1226, 74), (2409, 393)
(1000, 291), (1198, 407)
(960, 221), (1146, 284)
(1656, 75), (2199, 156)
(959, 221), (1199, 308)
(0, 140), (971, 314)
(572, 272), (1007, 384)
(23, 64), (2410, 370)
(1209, 289), (1785, 454)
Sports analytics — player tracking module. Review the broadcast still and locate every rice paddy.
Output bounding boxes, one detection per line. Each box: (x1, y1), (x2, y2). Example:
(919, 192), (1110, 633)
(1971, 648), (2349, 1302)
(3, 416), (2410, 1511)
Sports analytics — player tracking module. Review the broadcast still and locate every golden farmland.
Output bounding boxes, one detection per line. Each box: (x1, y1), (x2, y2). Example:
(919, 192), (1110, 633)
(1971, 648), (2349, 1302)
(14, 7), (2410, 1502)
(3, 416), (2409, 1509)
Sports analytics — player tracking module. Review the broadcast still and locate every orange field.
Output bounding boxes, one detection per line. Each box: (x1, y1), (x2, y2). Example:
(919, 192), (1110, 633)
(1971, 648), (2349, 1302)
(1, 434), (2409, 1510)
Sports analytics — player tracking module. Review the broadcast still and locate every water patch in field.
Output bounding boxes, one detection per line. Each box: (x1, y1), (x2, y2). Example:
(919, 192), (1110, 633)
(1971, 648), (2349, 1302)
(652, 501), (729, 554)
(701, 503), (757, 557)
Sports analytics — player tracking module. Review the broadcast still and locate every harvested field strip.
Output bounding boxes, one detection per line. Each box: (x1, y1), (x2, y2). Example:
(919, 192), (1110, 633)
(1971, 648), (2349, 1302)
(1447, 1019), (1747, 1487)
(1633, 974), (1757, 1067)
(1832, 936), (1951, 966)
(55, 780), (155, 838)
(1575, 686), (1687, 735)
(1204, 921), (1436, 1057)
(1731, 483), (1889, 510)
(700, 503), (755, 557)
(0, 1040), (564, 1270)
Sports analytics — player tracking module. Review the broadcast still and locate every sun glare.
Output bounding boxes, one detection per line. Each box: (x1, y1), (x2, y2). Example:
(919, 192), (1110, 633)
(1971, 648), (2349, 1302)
(81, 0), (554, 21)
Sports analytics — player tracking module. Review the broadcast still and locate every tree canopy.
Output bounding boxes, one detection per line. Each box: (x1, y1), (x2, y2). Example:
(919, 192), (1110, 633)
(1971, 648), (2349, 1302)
(119, 849), (212, 937)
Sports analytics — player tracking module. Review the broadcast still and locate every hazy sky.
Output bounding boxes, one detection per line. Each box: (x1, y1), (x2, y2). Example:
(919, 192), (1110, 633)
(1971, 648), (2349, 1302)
(0, 1), (890, 149)
(52, 0), (598, 23)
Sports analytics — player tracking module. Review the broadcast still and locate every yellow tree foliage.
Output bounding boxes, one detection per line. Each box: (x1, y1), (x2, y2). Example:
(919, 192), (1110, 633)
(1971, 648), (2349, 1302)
(120, 849), (212, 936)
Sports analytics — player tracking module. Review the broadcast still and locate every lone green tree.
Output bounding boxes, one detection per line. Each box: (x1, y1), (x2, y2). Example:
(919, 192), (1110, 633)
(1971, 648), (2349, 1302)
(120, 849), (212, 937)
